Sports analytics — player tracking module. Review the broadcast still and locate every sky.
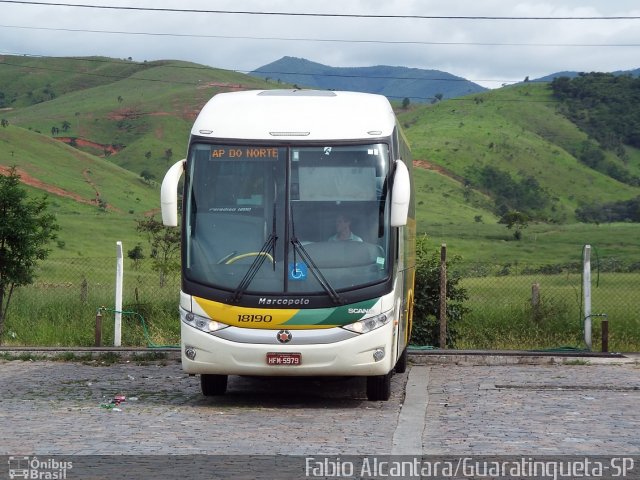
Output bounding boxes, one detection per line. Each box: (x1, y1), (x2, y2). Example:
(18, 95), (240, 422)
(1, 0), (639, 88)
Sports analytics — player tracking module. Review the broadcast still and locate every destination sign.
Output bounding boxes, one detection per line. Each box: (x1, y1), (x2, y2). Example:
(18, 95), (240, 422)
(211, 147), (279, 160)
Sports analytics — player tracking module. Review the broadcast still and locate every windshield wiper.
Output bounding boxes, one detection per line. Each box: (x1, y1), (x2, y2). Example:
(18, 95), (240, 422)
(230, 202), (278, 304)
(290, 237), (344, 305)
(229, 233), (277, 304)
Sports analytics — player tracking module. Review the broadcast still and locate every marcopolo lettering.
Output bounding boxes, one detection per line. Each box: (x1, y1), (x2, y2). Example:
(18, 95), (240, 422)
(258, 297), (310, 306)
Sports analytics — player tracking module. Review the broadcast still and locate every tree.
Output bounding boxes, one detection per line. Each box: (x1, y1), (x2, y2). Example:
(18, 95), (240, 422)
(61, 121), (71, 132)
(0, 167), (59, 343)
(402, 97), (411, 109)
(499, 210), (529, 240)
(140, 170), (155, 184)
(127, 244), (145, 270)
(136, 216), (180, 287)
(1, 119), (8, 128)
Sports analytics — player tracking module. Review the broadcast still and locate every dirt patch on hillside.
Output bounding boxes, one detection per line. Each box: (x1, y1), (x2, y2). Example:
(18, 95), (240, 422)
(197, 82), (245, 90)
(107, 108), (173, 121)
(0, 165), (121, 212)
(81, 168), (101, 198)
(142, 207), (161, 217)
(413, 159), (464, 183)
(0, 165), (98, 207)
(55, 137), (123, 156)
(107, 108), (144, 121)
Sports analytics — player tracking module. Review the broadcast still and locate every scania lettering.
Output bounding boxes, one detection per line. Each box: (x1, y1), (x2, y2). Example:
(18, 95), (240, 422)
(161, 89), (415, 400)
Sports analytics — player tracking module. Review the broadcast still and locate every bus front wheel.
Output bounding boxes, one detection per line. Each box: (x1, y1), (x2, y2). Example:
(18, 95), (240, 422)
(366, 372), (391, 401)
(394, 347), (408, 374)
(201, 374), (228, 396)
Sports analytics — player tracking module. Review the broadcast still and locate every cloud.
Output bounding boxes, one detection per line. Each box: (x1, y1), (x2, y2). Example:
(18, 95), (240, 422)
(1, 0), (638, 87)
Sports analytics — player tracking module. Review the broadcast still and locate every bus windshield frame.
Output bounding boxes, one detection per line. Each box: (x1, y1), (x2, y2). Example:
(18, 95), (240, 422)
(182, 141), (393, 304)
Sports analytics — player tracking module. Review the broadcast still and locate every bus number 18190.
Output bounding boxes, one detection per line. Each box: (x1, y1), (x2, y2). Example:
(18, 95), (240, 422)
(237, 314), (273, 323)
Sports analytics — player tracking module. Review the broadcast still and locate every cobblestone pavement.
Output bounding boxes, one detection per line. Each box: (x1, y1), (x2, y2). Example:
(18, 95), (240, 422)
(0, 358), (405, 456)
(422, 361), (640, 455)
(0, 356), (638, 457)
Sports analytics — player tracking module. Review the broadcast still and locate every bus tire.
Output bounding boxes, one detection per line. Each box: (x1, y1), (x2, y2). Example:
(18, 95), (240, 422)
(366, 372), (392, 401)
(395, 347), (408, 374)
(201, 374), (228, 396)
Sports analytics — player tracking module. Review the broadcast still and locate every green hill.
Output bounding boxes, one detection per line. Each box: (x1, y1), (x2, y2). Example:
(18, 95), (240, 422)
(400, 81), (640, 263)
(1, 56), (272, 181)
(2, 56), (640, 266)
(0, 124), (162, 257)
(401, 82), (639, 220)
(0, 55), (152, 107)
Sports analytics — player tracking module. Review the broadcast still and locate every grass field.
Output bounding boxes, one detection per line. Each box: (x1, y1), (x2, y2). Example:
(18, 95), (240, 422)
(2, 258), (180, 347)
(455, 271), (639, 352)
(419, 221), (640, 266)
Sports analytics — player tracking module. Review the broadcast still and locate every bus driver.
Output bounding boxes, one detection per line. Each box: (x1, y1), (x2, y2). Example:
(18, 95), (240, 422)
(328, 214), (363, 242)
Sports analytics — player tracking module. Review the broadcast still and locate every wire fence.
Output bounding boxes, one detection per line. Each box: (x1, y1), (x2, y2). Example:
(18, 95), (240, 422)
(4, 257), (181, 347)
(20, 257), (180, 308)
(452, 260), (639, 351)
(5, 255), (639, 351)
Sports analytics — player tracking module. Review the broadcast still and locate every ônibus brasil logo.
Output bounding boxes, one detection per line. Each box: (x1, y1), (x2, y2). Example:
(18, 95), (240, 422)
(8, 456), (73, 479)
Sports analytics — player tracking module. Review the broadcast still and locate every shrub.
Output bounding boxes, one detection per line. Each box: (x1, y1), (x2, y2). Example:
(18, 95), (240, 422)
(411, 236), (469, 347)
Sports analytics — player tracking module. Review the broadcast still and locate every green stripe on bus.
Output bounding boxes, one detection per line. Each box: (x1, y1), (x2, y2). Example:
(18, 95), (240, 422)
(282, 299), (379, 326)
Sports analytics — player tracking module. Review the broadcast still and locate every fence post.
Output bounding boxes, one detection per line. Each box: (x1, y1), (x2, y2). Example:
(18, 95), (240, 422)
(114, 241), (123, 347)
(80, 277), (88, 304)
(95, 309), (102, 347)
(439, 243), (447, 349)
(531, 282), (541, 321)
(583, 245), (592, 350)
(601, 317), (609, 353)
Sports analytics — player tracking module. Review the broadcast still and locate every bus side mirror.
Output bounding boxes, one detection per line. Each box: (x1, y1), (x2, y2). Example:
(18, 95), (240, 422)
(390, 159), (410, 227)
(161, 159), (186, 226)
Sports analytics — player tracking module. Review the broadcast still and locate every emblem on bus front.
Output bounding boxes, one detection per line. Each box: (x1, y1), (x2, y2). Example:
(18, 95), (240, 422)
(277, 330), (292, 343)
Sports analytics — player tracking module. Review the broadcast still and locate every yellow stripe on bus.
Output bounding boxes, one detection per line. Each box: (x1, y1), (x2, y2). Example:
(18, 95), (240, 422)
(193, 297), (300, 329)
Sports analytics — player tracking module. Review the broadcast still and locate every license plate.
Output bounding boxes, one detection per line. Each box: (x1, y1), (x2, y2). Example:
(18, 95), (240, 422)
(266, 352), (301, 366)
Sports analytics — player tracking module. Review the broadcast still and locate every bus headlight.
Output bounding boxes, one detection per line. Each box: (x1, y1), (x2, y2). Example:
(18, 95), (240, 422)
(181, 309), (229, 333)
(342, 312), (391, 334)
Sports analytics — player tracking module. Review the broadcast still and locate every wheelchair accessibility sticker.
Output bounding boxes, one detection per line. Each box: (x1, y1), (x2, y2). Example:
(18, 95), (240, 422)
(289, 262), (308, 281)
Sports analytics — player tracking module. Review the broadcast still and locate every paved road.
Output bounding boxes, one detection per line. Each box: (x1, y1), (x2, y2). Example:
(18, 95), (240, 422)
(1, 355), (638, 477)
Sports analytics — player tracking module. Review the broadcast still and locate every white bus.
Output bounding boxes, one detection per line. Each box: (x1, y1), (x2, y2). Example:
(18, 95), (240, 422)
(161, 89), (415, 400)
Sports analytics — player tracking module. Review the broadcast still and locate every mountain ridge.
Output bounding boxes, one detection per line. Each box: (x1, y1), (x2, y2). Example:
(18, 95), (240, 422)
(249, 56), (486, 102)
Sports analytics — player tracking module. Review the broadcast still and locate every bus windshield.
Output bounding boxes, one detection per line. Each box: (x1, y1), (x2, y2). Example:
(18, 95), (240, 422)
(184, 143), (391, 298)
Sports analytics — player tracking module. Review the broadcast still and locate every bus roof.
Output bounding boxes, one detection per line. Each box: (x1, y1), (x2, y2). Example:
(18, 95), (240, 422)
(191, 90), (397, 141)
